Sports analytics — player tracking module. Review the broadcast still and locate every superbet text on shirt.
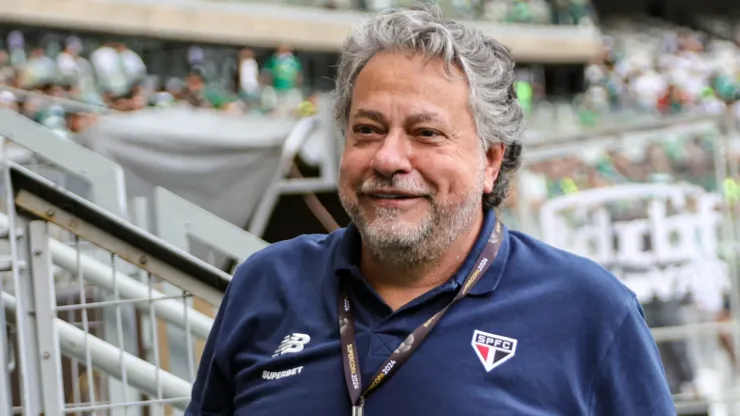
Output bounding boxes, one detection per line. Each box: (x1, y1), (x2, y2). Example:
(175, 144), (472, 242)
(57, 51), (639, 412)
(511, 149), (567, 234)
(187, 210), (674, 415)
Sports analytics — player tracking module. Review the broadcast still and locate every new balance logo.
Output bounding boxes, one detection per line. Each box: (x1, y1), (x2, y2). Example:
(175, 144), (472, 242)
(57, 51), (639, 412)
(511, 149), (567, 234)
(272, 333), (311, 357)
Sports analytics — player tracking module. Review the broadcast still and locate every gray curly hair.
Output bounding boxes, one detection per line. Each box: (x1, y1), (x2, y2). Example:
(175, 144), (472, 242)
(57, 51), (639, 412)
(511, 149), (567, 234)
(333, 5), (524, 210)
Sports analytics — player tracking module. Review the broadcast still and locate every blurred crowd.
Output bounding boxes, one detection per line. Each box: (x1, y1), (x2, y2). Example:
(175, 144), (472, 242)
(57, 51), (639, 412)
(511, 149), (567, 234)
(2, 13), (740, 178)
(496, 20), (740, 220)
(2, 16), (739, 210)
(308, 0), (596, 25)
(0, 31), (317, 139)
(503, 132), (719, 225)
(430, 0), (595, 25)
(0, 0), (601, 139)
(503, 131), (734, 397)
(580, 18), (740, 125)
(508, 17), (740, 223)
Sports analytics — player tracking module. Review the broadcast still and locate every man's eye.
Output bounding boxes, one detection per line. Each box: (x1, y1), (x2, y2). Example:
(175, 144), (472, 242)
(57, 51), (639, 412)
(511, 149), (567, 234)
(417, 129), (440, 138)
(353, 125), (377, 135)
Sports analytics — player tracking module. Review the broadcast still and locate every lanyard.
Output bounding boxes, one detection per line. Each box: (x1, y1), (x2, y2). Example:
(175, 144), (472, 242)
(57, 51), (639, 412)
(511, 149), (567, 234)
(338, 221), (504, 415)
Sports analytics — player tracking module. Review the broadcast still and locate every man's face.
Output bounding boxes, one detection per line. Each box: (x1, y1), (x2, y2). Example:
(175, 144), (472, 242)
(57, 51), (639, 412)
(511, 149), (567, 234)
(187, 75), (204, 92)
(131, 94), (147, 110)
(241, 48), (254, 60)
(338, 51), (502, 265)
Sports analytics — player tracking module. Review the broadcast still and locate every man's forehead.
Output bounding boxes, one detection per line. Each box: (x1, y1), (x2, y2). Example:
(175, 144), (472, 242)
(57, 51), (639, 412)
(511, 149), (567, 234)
(348, 51), (473, 129)
(353, 108), (441, 122)
(351, 72), (469, 112)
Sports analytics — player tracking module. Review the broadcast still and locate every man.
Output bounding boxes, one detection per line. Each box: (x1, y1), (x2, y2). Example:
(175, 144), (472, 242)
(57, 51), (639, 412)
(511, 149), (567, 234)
(263, 44), (302, 93)
(181, 71), (213, 108)
(188, 6), (673, 415)
(114, 42), (147, 89)
(21, 47), (57, 88)
(262, 44), (303, 116)
(0, 90), (16, 109)
(90, 41), (128, 97)
(0, 49), (15, 84)
(237, 48), (261, 108)
(56, 37), (84, 87)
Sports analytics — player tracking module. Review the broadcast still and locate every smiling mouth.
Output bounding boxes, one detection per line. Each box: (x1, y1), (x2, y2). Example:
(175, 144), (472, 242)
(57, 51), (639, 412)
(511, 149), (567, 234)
(369, 193), (420, 200)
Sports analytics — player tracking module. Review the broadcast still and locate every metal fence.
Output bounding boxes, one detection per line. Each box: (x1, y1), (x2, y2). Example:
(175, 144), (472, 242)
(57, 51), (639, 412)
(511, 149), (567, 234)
(0, 105), (309, 415)
(0, 163), (231, 415)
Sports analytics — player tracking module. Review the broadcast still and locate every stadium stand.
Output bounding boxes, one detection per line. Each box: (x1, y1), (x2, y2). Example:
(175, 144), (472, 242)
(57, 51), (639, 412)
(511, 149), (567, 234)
(0, 0), (602, 62)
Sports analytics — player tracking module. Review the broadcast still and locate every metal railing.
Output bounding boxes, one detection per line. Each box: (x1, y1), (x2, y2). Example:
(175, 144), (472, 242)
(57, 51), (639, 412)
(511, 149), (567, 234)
(0, 106), (311, 265)
(0, 109), (128, 218)
(0, 105), (323, 414)
(1, 162), (232, 415)
(0, 86), (112, 115)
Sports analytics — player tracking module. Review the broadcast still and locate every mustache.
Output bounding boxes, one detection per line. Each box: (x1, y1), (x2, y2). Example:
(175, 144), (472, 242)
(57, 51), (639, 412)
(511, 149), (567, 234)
(357, 177), (435, 196)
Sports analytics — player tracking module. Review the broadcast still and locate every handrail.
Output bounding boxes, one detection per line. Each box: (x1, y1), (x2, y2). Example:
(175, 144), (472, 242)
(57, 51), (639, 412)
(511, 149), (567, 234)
(248, 115), (320, 237)
(8, 162), (232, 304)
(525, 113), (723, 149)
(155, 187), (268, 266)
(1, 292), (192, 410)
(524, 116), (721, 164)
(48, 237), (215, 339)
(0, 108), (128, 218)
(0, 86), (112, 114)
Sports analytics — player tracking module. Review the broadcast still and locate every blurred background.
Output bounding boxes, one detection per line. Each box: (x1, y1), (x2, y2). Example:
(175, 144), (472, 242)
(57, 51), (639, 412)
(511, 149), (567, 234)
(2, 0), (740, 414)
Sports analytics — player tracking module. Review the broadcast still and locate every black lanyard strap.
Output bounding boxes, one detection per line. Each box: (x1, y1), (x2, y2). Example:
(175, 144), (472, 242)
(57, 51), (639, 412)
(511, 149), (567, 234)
(339, 221), (504, 412)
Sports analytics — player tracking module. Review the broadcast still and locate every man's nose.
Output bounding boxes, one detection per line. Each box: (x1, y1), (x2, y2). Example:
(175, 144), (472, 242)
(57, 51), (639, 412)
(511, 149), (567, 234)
(370, 130), (412, 178)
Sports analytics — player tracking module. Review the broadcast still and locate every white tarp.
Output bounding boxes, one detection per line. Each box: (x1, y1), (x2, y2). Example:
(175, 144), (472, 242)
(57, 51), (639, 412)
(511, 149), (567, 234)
(78, 107), (297, 234)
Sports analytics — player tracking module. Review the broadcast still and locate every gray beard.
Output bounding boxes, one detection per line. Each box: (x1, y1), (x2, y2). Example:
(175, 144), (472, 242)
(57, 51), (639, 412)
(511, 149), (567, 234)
(340, 190), (482, 270)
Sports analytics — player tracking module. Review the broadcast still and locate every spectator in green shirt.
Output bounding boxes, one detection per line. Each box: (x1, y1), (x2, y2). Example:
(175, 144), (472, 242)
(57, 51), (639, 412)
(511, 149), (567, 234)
(515, 80), (533, 115)
(182, 71), (213, 108)
(263, 45), (303, 92)
(263, 45), (304, 117)
(506, 0), (533, 23)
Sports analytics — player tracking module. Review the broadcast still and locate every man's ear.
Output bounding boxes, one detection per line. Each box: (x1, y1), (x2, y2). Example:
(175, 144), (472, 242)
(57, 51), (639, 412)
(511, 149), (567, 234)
(484, 143), (505, 194)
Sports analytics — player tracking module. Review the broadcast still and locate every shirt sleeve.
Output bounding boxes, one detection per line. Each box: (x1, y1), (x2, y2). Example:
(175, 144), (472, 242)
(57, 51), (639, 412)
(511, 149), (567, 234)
(588, 297), (675, 416)
(186, 283), (235, 415)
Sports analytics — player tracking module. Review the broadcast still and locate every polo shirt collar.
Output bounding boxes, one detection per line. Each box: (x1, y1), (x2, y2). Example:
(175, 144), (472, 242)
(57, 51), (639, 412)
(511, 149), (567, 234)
(453, 208), (510, 296)
(332, 209), (509, 296)
(333, 222), (362, 276)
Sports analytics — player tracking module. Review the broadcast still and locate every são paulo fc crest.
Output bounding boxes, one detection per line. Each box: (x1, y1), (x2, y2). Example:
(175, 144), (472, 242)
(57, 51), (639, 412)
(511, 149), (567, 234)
(471, 330), (517, 372)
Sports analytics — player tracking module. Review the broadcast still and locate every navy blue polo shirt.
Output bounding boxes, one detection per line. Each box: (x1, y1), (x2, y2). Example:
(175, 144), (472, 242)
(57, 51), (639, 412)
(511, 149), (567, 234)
(187, 210), (674, 415)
